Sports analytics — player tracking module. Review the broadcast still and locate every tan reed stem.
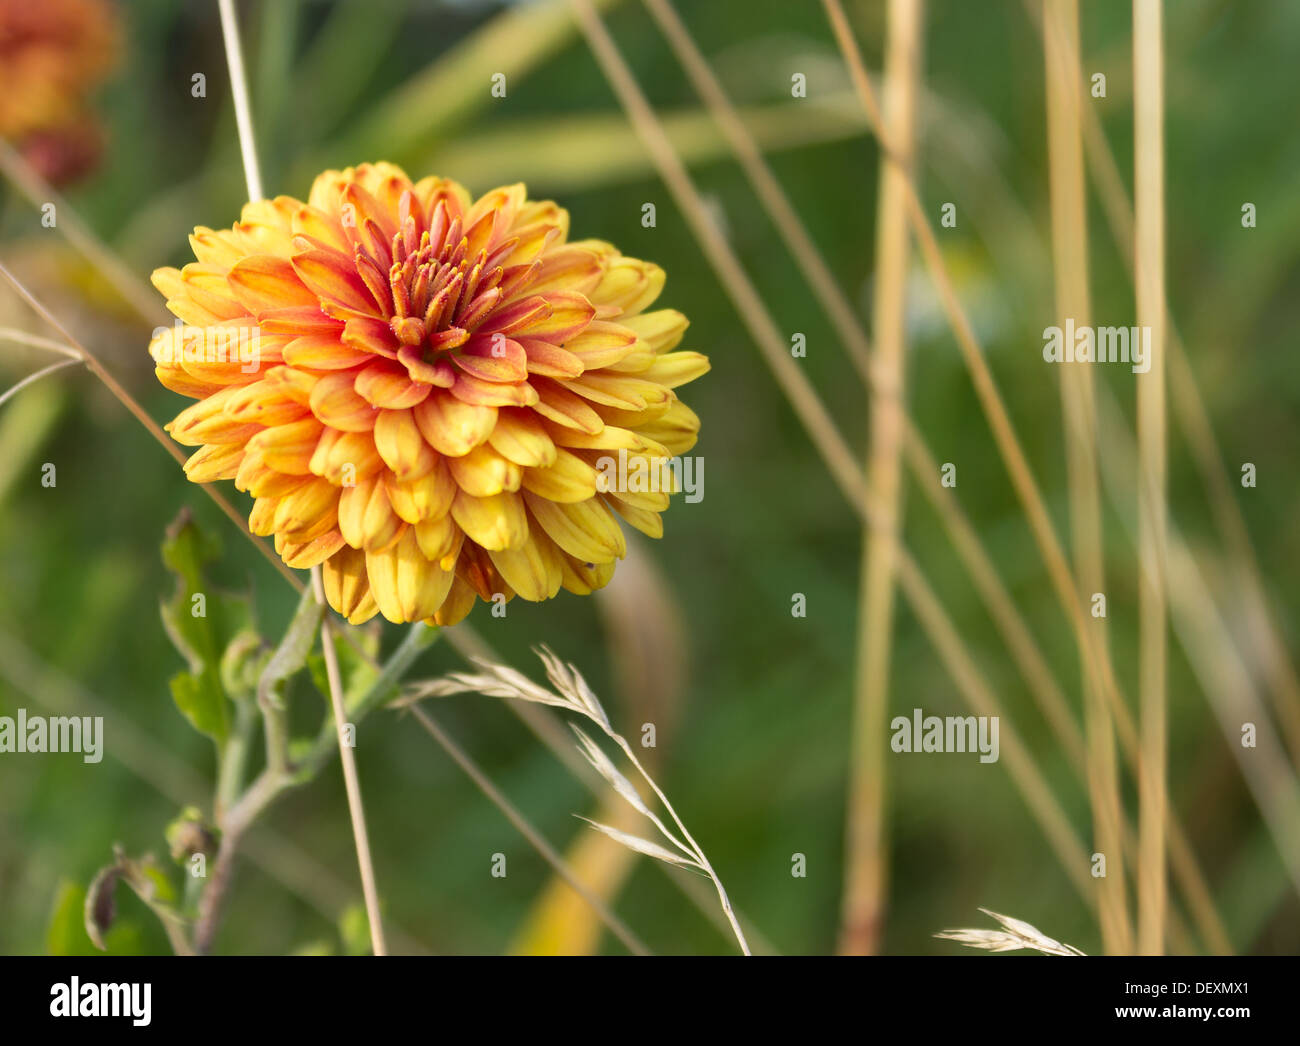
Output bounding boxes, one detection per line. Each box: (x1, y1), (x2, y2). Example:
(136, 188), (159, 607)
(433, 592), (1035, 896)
(1042, 0), (1131, 955)
(1133, 0), (1168, 956)
(838, 0), (924, 957)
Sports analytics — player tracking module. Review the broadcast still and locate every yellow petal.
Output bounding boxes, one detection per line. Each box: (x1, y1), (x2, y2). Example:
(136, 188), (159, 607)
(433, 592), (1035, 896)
(450, 489), (528, 551)
(488, 408), (557, 468)
(183, 442), (244, 482)
(322, 545), (380, 623)
(639, 351), (710, 390)
(414, 514), (463, 564)
(373, 408), (436, 481)
(524, 494), (625, 563)
(337, 477), (402, 551)
(620, 309), (688, 353)
(365, 529), (455, 623)
(521, 448), (599, 503)
(244, 416), (324, 474)
(432, 576), (478, 626)
(447, 443), (522, 497)
(309, 429), (384, 485)
(487, 533), (563, 602)
(412, 391), (496, 457)
(384, 459), (457, 524)
(276, 528), (346, 569)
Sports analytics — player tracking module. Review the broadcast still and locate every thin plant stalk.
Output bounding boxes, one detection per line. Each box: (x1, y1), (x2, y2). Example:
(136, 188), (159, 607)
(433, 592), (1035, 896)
(401, 652), (754, 955)
(1133, 0), (1168, 956)
(1042, 0), (1131, 955)
(0, 357), (82, 410)
(840, 0), (923, 957)
(404, 704), (652, 956)
(312, 571), (388, 955)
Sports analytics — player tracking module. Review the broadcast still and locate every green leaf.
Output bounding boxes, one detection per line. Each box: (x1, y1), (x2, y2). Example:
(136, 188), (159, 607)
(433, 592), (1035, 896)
(168, 671), (228, 743)
(159, 509), (256, 744)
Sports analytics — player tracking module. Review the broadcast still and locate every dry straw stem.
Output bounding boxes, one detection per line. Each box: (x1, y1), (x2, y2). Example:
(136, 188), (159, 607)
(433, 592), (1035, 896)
(1042, 0), (1130, 956)
(639, 0), (1087, 794)
(1092, 392), (1300, 903)
(1057, 8), (1300, 769)
(820, 0), (1229, 950)
(936, 908), (1085, 956)
(1025, 0), (1227, 958)
(822, 0), (1135, 804)
(638, 0), (1091, 795)
(1132, 0), (1168, 957)
(398, 648), (753, 955)
(640, 0), (1224, 950)
(570, 0), (1095, 905)
(840, 0), (924, 957)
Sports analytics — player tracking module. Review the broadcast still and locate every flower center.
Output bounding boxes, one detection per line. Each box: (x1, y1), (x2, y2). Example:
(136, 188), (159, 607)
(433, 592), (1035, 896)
(354, 194), (519, 364)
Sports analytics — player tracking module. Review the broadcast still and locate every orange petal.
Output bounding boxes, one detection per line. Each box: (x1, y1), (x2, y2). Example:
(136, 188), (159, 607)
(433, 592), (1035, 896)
(355, 359), (432, 409)
(454, 334), (527, 383)
(510, 290), (595, 342)
(309, 371), (379, 432)
(283, 333), (373, 370)
(292, 248), (380, 314)
(449, 370), (537, 408)
(228, 255), (317, 312)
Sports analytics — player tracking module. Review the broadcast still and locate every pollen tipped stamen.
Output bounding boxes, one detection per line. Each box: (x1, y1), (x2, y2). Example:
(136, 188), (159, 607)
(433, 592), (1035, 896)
(390, 262), (412, 319)
(458, 286), (502, 332)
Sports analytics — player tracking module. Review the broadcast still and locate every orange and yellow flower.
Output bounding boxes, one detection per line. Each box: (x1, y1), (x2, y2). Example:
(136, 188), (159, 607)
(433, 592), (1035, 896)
(150, 163), (707, 626)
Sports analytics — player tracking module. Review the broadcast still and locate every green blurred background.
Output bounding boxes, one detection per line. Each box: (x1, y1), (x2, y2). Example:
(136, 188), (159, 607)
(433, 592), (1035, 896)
(0, 0), (1297, 955)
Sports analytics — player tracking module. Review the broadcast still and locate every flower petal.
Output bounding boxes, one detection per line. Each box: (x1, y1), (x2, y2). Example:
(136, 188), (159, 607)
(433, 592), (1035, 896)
(373, 408), (437, 480)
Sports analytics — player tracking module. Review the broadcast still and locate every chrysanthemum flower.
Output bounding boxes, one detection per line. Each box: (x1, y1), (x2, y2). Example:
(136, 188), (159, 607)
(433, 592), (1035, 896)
(0, 0), (119, 183)
(150, 163), (707, 626)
